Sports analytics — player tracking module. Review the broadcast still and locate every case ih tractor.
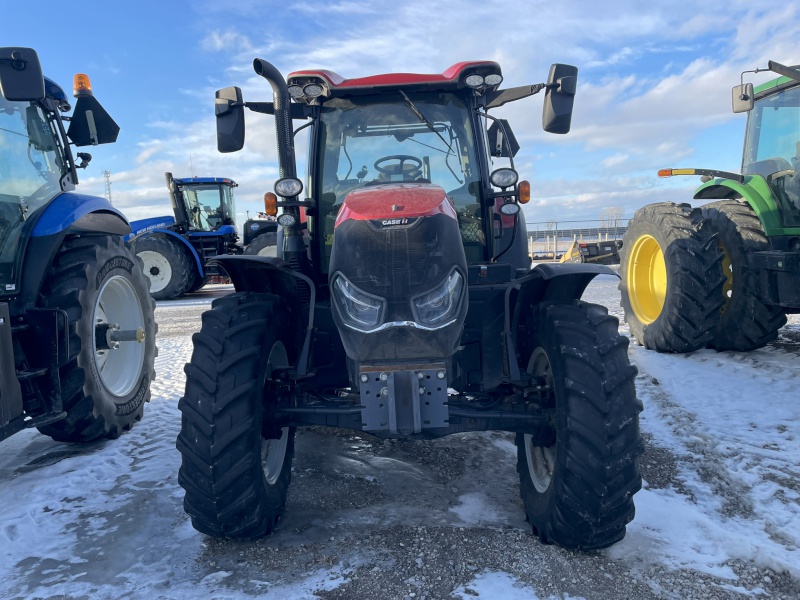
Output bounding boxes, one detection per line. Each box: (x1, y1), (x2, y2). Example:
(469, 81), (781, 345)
(128, 173), (278, 300)
(176, 58), (643, 550)
(0, 47), (156, 444)
(619, 60), (800, 353)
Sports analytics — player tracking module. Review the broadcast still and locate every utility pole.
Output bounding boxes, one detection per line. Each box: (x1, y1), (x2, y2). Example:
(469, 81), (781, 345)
(102, 170), (113, 204)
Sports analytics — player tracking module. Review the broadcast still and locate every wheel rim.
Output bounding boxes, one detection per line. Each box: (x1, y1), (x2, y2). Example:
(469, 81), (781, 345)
(525, 348), (556, 493)
(93, 275), (146, 396)
(627, 234), (667, 324)
(262, 341), (289, 485)
(137, 250), (171, 294)
(257, 244), (277, 257)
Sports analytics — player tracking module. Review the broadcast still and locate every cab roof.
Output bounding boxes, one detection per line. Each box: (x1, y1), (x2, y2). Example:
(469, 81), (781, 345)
(174, 177), (237, 187)
(287, 61), (502, 96)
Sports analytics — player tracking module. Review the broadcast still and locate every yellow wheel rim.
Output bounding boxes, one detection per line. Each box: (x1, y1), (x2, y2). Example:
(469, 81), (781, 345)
(627, 234), (667, 324)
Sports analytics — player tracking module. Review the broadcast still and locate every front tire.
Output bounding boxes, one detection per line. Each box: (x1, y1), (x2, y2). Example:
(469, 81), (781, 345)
(37, 235), (157, 442)
(619, 202), (725, 352)
(176, 292), (296, 538)
(702, 200), (787, 351)
(133, 235), (194, 300)
(244, 232), (278, 257)
(516, 302), (642, 550)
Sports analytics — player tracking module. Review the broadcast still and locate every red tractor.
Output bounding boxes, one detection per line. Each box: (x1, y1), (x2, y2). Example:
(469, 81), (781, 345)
(176, 58), (642, 550)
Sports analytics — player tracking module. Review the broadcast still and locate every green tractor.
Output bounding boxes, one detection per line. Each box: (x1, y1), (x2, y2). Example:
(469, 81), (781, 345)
(619, 60), (800, 352)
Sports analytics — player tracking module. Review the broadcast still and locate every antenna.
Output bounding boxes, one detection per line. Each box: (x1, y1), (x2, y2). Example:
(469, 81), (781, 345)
(102, 170), (113, 204)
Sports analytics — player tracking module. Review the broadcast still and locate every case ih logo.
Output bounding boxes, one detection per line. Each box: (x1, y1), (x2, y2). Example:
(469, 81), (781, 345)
(374, 217), (417, 228)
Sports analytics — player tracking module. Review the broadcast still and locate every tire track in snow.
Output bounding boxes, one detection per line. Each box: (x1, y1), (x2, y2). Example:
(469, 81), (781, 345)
(632, 344), (800, 571)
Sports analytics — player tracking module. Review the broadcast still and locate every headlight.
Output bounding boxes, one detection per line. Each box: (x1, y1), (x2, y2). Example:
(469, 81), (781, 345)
(412, 270), (464, 326)
(490, 168), (519, 188)
(333, 275), (385, 330)
(274, 177), (303, 198)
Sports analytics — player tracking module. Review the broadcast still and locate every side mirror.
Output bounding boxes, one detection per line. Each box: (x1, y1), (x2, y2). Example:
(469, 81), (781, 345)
(543, 64), (578, 134)
(67, 95), (120, 146)
(215, 86), (245, 153)
(732, 83), (754, 113)
(0, 47), (44, 101)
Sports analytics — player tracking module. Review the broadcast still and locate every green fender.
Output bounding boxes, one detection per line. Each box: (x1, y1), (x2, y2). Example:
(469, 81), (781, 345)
(693, 175), (792, 236)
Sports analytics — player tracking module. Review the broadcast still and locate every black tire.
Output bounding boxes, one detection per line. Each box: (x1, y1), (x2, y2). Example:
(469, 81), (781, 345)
(618, 202), (726, 352)
(176, 292), (296, 538)
(244, 232), (278, 257)
(516, 301), (642, 550)
(132, 235), (194, 300)
(37, 235), (157, 442)
(185, 273), (207, 294)
(702, 200), (787, 350)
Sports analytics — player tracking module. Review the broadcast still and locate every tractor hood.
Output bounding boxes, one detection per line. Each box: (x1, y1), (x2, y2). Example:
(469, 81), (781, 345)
(328, 183), (468, 363)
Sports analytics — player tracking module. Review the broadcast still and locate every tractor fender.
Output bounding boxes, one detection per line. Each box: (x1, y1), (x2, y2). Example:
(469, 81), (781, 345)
(694, 176), (784, 235)
(11, 193), (131, 310)
(129, 229), (205, 278)
(506, 263), (617, 382)
(31, 192), (130, 237)
(208, 255), (316, 376)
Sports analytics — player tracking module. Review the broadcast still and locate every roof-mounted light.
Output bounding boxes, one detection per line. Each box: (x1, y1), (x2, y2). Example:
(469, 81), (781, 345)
(303, 83), (324, 98)
(484, 73), (503, 86)
(465, 74), (485, 88)
(73, 73), (93, 98)
(288, 85), (305, 98)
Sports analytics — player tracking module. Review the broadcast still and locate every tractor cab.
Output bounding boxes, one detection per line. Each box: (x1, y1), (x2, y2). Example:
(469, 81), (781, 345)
(739, 79), (800, 226)
(166, 173), (237, 232)
(0, 49), (119, 300)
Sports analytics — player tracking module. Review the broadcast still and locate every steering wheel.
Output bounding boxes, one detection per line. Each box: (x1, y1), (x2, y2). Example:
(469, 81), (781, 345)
(374, 155), (423, 179)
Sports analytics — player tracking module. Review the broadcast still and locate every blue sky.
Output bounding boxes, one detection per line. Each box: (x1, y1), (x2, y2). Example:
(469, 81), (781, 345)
(3, 0), (799, 227)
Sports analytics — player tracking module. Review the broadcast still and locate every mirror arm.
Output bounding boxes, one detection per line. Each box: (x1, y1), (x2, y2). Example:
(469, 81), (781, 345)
(484, 83), (546, 109)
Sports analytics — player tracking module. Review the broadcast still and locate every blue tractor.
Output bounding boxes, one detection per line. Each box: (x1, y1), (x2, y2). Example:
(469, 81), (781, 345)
(127, 173), (278, 300)
(0, 47), (156, 444)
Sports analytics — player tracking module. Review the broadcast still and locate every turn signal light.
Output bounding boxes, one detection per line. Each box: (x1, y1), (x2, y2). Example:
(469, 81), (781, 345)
(518, 180), (531, 204)
(658, 168), (697, 178)
(264, 192), (278, 216)
(73, 74), (93, 98)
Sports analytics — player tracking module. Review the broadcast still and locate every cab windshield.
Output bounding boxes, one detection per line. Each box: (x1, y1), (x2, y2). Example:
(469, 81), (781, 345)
(0, 98), (66, 293)
(181, 183), (235, 231)
(743, 85), (800, 227)
(317, 92), (483, 265)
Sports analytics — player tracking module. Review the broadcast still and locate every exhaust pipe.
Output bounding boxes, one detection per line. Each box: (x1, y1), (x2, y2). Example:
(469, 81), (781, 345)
(252, 58), (305, 264)
(253, 59), (297, 181)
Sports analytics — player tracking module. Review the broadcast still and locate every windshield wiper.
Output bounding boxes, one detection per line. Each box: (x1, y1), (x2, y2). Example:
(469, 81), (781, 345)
(399, 90), (463, 184)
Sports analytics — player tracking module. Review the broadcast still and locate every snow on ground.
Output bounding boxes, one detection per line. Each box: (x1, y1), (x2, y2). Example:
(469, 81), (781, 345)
(0, 279), (799, 598)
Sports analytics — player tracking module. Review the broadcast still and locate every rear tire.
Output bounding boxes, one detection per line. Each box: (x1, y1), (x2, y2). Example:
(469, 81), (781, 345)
(618, 202), (725, 352)
(177, 292), (296, 538)
(702, 200), (787, 351)
(133, 235), (193, 300)
(244, 232), (278, 257)
(37, 235), (156, 442)
(516, 302), (642, 550)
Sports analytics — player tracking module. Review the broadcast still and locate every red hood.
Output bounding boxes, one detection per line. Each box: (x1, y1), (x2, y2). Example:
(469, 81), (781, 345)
(334, 183), (457, 227)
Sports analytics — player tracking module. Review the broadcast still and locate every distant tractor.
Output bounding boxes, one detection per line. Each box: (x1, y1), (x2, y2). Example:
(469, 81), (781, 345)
(127, 173), (277, 300)
(175, 57), (643, 551)
(619, 60), (800, 352)
(0, 47), (156, 444)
